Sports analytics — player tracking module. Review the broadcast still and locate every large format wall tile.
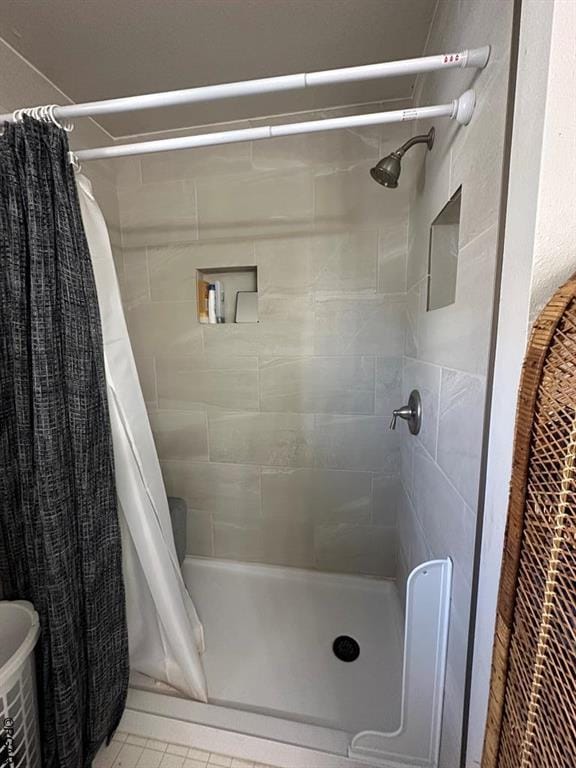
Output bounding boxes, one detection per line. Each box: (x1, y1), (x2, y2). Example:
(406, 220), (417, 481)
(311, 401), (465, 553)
(141, 139), (252, 183)
(147, 243), (198, 302)
(451, 71), (509, 249)
(400, 430), (415, 502)
(213, 520), (266, 564)
(148, 409), (208, 461)
(115, 157), (141, 188)
(186, 239), (256, 270)
(161, 460), (261, 519)
(133, 355), (157, 406)
(185, 510), (213, 557)
(256, 231), (378, 294)
(314, 415), (399, 472)
(396, 487), (431, 587)
(214, 518), (315, 568)
(402, 358), (441, 459)
(118, 180), (197, 246)
(314, 523), (396, 577)
(404, 280), (422, 358)
(120, 247), (150, 308)
(252, 124), (380, 172)
(261, 467), (372, 524)
(410, 222), (498, 375)
(371, 474), (402, 527)
(203, 317), (315, 356)
(208, 410), (316, 467)
(259, 356), (375, 414)
(437, 368), (486, 509)
(314, 294), (406, 355)
(314, 161), (409, 232)
(258, 292), (314, 321)
(406, 142), (451, 293)
(412, 444), (476, 573)
(157, 355), (259, 411)
(126, 301), (202, 355)
(378, 220), (409, 294)
(445, 559), (473, 693)
(375, 357), (402, 416)
(196, 169), (314, 239)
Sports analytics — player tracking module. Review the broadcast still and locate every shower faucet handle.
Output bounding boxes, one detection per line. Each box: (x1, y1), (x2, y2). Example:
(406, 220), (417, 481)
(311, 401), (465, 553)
(389, 390), (422, 435)
(390, 405), (413, 430)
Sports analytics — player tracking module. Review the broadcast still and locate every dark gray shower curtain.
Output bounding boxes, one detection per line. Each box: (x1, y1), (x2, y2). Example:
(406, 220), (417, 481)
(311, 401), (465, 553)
(0, 119), (128, 767)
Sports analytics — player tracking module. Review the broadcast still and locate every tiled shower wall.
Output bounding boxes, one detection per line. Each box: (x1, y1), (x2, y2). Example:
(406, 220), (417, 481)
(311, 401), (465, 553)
(114, 112), (414, 578)
(396, 1), (514, 765)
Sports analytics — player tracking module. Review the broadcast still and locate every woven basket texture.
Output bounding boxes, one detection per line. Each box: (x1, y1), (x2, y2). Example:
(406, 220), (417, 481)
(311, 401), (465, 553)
(482, 277), (576, 768)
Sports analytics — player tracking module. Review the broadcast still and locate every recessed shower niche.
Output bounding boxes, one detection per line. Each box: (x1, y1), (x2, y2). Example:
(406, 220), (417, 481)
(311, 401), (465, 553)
(196, 265), (258, 324)
(427, 187), (462, 311)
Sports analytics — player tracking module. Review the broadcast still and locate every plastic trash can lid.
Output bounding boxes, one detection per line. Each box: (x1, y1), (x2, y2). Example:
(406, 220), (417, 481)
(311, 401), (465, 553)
(0, 601), (40, 688)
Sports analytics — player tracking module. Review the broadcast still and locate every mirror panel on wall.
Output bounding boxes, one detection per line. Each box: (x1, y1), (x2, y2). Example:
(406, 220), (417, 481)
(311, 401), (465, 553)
(427, 187), (461, 311)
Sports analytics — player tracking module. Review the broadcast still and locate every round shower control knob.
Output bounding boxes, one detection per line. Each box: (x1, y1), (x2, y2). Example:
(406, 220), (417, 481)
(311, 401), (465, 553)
(390, 390), (422, 435)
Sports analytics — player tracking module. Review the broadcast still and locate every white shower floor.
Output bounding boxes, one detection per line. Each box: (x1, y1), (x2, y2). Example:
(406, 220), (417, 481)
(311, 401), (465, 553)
(176, 557), (405, 735)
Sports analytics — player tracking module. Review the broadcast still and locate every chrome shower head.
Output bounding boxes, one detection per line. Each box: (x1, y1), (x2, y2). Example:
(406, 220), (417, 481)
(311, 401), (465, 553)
(370, 127), (435, 189)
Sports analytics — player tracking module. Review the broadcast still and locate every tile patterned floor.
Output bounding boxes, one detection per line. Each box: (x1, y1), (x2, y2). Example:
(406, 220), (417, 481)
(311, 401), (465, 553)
(94, 730), (278, 768)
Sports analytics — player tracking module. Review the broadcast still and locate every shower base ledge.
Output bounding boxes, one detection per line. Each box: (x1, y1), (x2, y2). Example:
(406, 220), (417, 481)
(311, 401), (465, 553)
(121, 691), (419, 768)
(123, 557), (451, 768)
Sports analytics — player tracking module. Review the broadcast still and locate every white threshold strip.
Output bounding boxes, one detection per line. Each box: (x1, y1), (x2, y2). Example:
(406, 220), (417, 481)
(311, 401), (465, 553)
(120, 695), (417, 768)
(121, 690), (361, 768)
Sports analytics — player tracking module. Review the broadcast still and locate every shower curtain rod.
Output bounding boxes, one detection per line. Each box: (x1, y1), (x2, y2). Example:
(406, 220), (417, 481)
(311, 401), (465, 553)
(70, 90), (477, 163)
(0, 46), (489, 125)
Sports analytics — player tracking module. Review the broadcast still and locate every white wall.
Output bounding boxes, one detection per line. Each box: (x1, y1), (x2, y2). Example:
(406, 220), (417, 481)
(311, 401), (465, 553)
(466, 0), (576, 764)
(396, 1), (514, 765)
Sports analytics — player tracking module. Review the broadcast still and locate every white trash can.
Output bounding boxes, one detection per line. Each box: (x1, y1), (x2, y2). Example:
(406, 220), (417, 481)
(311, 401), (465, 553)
(0, 601), (41, 768)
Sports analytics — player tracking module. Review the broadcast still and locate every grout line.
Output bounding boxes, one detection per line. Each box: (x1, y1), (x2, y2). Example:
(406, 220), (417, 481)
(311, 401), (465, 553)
(434, 367), (443, 461)
(143, 245), (152, 302)
(151, 356), (158, 408)
(192, 178), (200, 242)
(372, 353), (377, 416)
(209, 506), (215, 557)
(257, 465), (263, 519)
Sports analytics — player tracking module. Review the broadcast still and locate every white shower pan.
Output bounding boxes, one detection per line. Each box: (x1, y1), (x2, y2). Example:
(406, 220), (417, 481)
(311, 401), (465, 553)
(123, 557), (452, 768)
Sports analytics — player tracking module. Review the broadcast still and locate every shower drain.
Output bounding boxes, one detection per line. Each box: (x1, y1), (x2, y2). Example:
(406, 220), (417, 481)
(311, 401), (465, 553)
(332, 635), (360, 662)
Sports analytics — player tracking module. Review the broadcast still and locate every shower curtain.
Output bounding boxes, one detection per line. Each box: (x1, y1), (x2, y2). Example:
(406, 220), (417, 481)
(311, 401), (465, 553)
(0, 120), (129, 767)
(75, 174), (208, 703)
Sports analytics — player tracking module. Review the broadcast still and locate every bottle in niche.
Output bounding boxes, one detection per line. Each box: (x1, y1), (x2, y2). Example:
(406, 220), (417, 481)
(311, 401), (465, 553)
(214, 280), (225, 323)
(197, 279), (210, 323)
(207, 284), (217, 324)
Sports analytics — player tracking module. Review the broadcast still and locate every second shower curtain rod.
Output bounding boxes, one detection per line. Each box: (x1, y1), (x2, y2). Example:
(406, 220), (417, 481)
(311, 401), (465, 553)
(70, 91), (477, 163)
(0, 46), (489, 125)
(1, 46), (489, 163)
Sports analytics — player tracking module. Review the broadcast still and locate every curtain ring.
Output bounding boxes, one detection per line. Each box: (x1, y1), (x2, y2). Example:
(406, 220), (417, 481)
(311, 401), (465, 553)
(46, 104), (74, 132)
(10, 105), (74, 132)
(68, 151), (82, 173)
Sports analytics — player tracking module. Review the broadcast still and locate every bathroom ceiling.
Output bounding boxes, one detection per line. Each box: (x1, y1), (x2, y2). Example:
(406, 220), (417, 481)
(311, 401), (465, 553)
(0, 0), (437, 138)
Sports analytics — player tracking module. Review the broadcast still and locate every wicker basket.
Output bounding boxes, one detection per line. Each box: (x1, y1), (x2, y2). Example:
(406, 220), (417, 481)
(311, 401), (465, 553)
(0, 601), (41, 768)
(482, 276), (576, 767)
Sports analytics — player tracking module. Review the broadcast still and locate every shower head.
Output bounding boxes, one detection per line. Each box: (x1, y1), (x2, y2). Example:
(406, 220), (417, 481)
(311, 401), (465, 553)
(370, 127), (435, 189)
